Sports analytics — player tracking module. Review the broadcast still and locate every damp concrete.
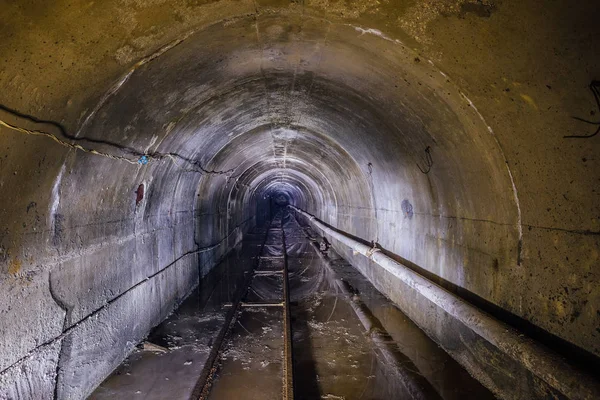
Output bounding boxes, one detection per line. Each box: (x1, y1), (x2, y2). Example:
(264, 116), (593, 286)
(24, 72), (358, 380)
(91, 211), (495, 399)
(89, 234), (263, 400)
(2, 2), (599, 398)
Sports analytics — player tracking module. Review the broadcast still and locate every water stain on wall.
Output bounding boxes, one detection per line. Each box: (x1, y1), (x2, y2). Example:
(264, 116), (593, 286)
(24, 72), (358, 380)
(8, 258), (21, 275)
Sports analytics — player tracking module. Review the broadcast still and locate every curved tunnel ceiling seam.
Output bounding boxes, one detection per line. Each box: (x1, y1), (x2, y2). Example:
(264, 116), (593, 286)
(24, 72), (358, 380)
(339, 24), (524, 263)
(458, 89), (523, 264)
(252, 12), (279, 166)
(280, 10), (309, 167)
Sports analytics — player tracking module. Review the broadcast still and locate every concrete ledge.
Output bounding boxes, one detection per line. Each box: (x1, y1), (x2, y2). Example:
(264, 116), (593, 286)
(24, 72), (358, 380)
(0, 270), (65, 372)
(54, 239), (235, 399)
(291, 206), (600, 400)
(55, 259), (189, 399)
(0, 217), (250, 400)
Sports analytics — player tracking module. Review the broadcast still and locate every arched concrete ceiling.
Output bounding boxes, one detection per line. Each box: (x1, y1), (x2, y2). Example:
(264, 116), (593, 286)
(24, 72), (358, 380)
(0, 1), (598, 394)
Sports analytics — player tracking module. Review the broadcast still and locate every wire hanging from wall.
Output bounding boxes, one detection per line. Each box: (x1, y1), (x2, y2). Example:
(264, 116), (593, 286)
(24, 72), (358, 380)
(0, 118), (139, 165)
(564, 80), (600, 139)
(416, 146), (433, 174)
(0, 113), (235, 176)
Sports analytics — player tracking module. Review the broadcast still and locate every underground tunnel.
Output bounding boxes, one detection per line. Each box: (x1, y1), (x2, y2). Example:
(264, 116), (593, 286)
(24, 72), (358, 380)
(0, 1), (599, 399)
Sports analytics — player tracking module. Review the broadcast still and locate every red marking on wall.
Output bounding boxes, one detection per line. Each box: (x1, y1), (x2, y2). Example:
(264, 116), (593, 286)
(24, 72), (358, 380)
(136, 184), (144, 206)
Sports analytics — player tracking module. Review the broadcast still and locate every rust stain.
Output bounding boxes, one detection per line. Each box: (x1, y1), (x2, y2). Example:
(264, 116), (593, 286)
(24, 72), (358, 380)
(8, 258), (22, 275)
(520, 93), (538, 110)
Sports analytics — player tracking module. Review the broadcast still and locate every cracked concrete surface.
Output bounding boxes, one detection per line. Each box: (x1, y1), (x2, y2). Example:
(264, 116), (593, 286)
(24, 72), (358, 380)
(0, 0), (598, 398)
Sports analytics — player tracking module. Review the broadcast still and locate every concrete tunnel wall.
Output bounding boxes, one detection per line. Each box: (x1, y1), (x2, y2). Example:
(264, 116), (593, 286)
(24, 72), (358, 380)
(0, 1), (598, 398)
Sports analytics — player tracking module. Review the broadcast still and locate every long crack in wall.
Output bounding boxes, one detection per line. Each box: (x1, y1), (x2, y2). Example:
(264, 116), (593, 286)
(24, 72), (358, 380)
(0, 0), (598, 398)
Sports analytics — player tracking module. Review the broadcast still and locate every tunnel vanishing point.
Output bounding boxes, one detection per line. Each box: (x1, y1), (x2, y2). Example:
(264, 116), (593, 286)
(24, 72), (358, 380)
(0, 0), (599, 399)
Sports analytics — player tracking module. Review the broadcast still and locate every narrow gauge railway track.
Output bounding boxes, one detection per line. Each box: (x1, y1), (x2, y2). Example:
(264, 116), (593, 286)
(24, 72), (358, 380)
(93, 209), (497, 400)
(192, 211), (295, 400)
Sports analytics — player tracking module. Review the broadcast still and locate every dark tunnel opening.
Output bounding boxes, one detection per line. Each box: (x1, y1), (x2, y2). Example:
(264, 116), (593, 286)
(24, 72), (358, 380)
(272, 192), (291, 208)
(1, 2), (599, 399)
(256, 189), (293, 226)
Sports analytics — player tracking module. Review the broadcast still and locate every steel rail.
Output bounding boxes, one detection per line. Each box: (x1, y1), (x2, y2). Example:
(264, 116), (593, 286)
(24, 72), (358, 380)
(190, 225), (271, 400)
(281, 212), (295, 400)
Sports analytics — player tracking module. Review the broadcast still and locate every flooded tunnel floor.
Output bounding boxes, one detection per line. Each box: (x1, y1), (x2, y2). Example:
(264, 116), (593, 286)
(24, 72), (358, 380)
(90, 211), (495, 400)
